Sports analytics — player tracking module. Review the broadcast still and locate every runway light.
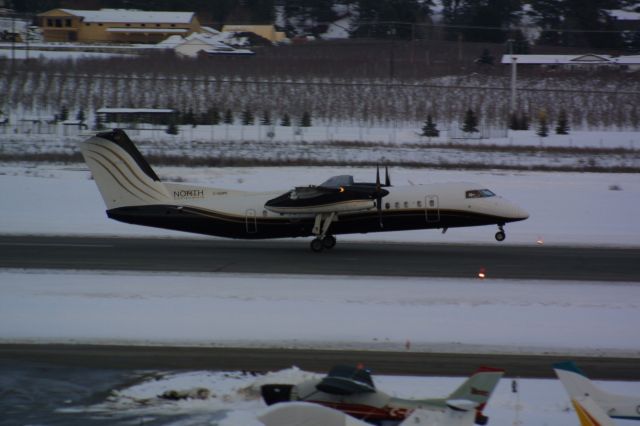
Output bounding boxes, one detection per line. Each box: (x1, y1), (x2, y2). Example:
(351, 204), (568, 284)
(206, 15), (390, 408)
(477, 267), (486, 279)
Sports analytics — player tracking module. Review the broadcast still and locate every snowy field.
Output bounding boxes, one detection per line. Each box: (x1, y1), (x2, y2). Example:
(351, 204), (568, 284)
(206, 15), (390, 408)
(1, 270), (639, 356)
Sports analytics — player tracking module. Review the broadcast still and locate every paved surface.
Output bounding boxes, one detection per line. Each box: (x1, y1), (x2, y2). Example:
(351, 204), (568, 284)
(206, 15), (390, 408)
(1, 344), (638, 380)
(1, 235), (639, 281)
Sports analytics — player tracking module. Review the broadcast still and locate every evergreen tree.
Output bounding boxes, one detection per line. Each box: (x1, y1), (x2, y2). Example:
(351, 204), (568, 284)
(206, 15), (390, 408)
(76, 108), (85, 122)
(462, 108), (479, 133)
(531, 0), (623, 48)
(59, 105), (69, 122)
(509, 111), (530, 130)
(443, 0), (520, 43)
(476, 48), (494, 65)
(166, 120), (179, 135)
(421, 114), (440, 137)
(183, 108), (197, 126)
(352, 0), (432, 40)
(537, 109), (549, 137)
(223, 109), (234, 124)
(555, 109), (570, 135)
(281, 114), (291, 126)
(241, 107), (254, 125)
(299, 111), (312, 127)
(208, 107), (220, 125)
(260, 110), (271, 125)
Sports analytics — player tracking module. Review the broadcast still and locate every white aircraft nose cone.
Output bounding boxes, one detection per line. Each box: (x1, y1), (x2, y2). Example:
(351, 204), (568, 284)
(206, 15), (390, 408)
(512, 205), (529, 220)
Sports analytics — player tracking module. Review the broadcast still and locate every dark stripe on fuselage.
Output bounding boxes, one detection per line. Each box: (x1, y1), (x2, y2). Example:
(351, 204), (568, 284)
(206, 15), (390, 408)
(106, 205), (518, 239)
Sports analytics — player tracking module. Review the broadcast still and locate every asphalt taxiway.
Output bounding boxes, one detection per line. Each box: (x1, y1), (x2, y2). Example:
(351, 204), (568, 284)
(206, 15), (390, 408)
(1, 344), (639, 380)
(1, 235), (639, 281)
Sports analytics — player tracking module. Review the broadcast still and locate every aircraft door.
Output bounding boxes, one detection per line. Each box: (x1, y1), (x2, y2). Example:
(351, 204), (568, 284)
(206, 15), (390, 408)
(425, 195), (440, 222)
(245, 209), (257, 234)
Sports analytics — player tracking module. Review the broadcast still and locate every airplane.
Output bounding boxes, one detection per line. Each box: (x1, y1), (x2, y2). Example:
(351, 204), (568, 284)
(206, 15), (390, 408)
(258, 401), (480, 426)
(78, 129), (529, 251)
(554, 361), (640, 422)
(260, 364), (504, 425)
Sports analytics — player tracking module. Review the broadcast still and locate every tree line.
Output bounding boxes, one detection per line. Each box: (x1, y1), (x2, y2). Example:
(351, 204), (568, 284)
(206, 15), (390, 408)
(9, 0), (640, 50)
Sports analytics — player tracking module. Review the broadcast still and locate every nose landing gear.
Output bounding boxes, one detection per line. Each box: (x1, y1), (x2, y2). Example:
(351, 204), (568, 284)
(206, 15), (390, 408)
(495, 224), (506, 242)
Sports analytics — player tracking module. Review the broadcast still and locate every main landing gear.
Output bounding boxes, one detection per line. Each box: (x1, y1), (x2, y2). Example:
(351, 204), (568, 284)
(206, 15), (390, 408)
(495, 224), (506, 242)
(310, 212), (337, 252)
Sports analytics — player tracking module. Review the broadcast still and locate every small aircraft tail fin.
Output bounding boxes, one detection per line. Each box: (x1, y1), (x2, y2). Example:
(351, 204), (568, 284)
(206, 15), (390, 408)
(553, 361), (610, 402)
(571, 397), (616, 426)
(447, 366), (505, 411)
(78, 129), (171, 210)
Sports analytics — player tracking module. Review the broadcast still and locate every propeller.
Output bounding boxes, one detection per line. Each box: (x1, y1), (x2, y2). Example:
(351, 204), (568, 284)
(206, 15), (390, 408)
(376, 164), (384, 228)
(385, 165), (391, 187)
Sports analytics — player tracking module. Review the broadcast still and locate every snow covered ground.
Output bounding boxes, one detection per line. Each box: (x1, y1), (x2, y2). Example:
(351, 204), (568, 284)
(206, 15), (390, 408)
(1, 269), (639, 356)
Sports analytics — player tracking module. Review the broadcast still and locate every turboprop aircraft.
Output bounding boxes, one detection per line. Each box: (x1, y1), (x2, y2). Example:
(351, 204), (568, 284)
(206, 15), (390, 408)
(260, 365), (504, 425)
(79, 129), (529, 252)
(554, 361), (640, 422)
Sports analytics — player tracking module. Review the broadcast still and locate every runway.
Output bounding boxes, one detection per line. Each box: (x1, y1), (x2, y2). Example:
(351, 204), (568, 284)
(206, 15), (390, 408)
(1, 344), (639, 380)
(1, 235), (639, 281)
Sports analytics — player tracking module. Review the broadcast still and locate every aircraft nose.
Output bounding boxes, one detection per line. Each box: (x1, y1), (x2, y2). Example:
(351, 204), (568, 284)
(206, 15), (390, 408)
(508, 203), (529, 221)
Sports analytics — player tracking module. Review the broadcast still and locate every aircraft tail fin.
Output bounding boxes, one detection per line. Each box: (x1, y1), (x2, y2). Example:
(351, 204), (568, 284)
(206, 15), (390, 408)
(446, 366), (504, 411)
(78, 129), (171, 210)
(553, 361), (610, 402)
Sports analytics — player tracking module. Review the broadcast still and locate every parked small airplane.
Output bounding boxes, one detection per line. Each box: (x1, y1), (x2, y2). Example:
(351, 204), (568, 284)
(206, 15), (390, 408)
(79, 129), (529, 251)
(260, 365), (504, 425)
(259, 401), (480, 426)
(554, 361), (640, 422)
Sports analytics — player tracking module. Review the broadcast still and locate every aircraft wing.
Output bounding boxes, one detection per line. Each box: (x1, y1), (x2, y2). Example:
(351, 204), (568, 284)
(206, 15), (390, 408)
(258, 402), (370, 426)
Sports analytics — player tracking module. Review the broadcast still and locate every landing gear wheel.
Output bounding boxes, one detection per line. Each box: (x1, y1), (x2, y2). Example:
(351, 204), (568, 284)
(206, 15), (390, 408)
(310, 238), (324, 252)
(495, 231), (506, 242)
(322, 235), (336, 250)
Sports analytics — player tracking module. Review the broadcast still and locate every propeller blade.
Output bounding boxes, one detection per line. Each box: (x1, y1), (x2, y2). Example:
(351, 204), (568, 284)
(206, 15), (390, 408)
(376, 164), (383, 228)
(385, 166), (391, 186)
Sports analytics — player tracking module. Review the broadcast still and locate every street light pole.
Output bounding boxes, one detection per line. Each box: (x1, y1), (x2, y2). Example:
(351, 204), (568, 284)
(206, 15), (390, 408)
(509, 39), (517, 114)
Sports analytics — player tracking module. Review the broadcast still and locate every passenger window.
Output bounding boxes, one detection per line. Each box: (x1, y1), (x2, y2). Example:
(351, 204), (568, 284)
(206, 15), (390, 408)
(385, 202), (390, 210)
(404, 201), (408, 208)
(417, 201), (422, 207)
(429, 200), (435, 207)
(394, 202), (399, 209)
(262, 210), (268, 217)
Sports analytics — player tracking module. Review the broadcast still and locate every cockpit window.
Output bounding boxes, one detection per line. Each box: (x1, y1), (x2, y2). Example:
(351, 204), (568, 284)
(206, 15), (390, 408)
(465, 189), (496, 199)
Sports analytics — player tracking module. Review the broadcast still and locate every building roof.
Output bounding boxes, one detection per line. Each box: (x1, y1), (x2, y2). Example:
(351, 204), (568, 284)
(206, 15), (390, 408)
(97, 108), (175, 113)
(106, 28), (188, 34)
(501, 54), (640, 65)
(59, 9), (195, 24)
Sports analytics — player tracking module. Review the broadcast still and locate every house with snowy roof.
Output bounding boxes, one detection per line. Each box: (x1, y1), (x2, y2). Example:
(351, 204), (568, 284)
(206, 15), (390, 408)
(37, 8), (200, 43)
(501, 54), (640, 71)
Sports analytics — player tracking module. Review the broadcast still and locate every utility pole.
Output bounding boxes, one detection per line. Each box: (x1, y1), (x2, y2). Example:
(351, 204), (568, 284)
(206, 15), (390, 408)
(388, 25), (396, 81)
(11, 14), (15, 63)
(509, 39), (517, 114)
